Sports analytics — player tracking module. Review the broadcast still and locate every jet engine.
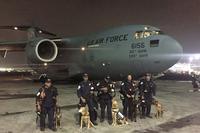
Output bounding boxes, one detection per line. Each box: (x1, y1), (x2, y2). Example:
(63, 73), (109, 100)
(25, 38), (58, 63)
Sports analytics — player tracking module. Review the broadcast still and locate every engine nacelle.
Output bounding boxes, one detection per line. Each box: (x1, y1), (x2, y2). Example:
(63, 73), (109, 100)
(26, 38), (58, 63)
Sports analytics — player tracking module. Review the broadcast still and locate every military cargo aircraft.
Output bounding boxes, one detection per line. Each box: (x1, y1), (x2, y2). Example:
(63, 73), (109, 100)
(0, 25), (183, 80)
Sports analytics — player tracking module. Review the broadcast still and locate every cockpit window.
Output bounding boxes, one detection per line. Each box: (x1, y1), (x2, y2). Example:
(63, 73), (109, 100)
(134, 30), (164, 39)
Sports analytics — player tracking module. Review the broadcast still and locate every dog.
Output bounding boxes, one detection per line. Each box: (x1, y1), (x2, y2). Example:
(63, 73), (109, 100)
(131, 99), (140, 122)
(112, 100), (128, 126)
(79, 106), (94, 129)
(153, 100), (165, 118)
(138, 98), (147, 119)
(55, 106), (62, 129)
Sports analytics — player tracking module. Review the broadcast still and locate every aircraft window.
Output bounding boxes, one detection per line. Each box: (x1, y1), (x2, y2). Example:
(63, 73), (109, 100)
(150, 39), (159, 44)
(150, 40), (159, 47)
(144, 31), (151, 38)
(134, 30), (164, 39)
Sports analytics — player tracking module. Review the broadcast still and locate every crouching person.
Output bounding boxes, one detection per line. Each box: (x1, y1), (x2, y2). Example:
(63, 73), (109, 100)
(36, 78), (58, 132)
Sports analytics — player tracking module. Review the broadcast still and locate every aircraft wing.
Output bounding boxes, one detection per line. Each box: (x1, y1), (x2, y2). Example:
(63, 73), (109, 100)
(0, 40), (28, 51)
(0, 40), (28, 58)
(0, 25), (59, 58)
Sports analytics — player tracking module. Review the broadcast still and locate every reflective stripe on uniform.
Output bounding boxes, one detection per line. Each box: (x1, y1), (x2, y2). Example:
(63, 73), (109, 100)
(96, 82), (100, 86)
(77, 85), (81, 90)
(36, 92), (40, 96)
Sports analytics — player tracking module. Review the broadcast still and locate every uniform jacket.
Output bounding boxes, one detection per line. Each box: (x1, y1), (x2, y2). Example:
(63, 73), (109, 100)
(37, 86), (58, 108)
(96, 80), (116, 99)
(120, 80), (137, 99)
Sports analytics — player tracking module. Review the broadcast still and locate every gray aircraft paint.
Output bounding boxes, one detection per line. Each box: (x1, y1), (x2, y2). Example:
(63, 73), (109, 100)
(0, 25), (183, 80)
(43, 25), (182, 80)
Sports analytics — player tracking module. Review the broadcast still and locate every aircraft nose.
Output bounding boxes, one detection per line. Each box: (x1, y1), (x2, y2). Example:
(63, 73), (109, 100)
(160, 36), (183, 62)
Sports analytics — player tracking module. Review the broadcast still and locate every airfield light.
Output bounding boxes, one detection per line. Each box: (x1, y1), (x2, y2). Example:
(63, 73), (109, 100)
(81, 47), (86, 51)
(0, 68), (14, 72)
(194, 54), (200, 60)
(44, 63), (48, 66)
(102, 63), (106, 66)
(14, 27), (18, 30)
(38, 30), (42, 33)
(144, 27), (148, 30)
(189, 57), (194, 62)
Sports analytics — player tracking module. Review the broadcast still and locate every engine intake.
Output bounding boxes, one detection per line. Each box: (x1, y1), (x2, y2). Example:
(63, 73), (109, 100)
(26, 38), (58, 63)
(36, 39), (58, 62)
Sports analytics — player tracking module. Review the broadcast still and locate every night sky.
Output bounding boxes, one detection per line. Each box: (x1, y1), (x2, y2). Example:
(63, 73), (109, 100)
(0, 0), (200, 54)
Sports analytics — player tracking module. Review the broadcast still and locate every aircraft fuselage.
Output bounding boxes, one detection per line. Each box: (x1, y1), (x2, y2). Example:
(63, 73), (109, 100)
(33, 25), (183, 80)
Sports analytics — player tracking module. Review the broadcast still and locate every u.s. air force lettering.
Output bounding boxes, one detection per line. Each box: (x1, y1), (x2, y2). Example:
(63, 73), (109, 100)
(87, 34), (128, 45)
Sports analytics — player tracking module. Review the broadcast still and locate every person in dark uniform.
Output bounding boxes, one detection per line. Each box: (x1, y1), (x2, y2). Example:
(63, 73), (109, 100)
(120, 74), (137, 121)
(137, 75), (146, 118)
(138, 73), (156, 119)
(191, 73), (199, 91)
(77, 73), (98, 125)
(36, 78), (58, 132)
(97, 76), (116, 124)
(89, 82), (99, 122)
